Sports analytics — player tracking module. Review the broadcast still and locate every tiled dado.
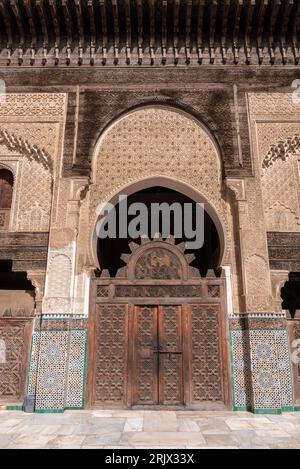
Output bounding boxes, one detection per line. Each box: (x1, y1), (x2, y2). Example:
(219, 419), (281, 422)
(230, 313), (295, 414)
(26, 315), (87, 412)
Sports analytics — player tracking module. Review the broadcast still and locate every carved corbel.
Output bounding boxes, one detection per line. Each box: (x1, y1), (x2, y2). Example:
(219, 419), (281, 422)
(26, 270), (45, 314)
(226, 177), (246, 202)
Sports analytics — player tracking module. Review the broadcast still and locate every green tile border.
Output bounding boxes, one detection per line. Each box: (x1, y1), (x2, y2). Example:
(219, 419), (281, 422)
(6, 406), (23, 411)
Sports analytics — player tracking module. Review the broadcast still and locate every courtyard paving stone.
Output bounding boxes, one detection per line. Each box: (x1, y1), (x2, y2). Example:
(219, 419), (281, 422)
(0, 409), (300, 448)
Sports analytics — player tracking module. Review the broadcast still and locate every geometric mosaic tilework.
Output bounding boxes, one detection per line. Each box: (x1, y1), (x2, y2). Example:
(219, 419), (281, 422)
(250, 329), (294, 410)
(26, 318), (87, 412)
(274, 329), (294, 408)
(35, 331), (69, 410)
(26, 330), (41, 397)
(250, 330), (283, 410)
(230, 317), (294, 413)
(65, 330), (87, 409)
(230, 329), (253, 409)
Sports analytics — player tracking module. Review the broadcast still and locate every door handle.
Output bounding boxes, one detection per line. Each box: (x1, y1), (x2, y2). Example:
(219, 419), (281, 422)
(153, 345), (163, 353)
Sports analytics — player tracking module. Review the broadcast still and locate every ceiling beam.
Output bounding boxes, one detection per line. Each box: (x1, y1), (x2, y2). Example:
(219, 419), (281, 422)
(161, 0), (167, 64)
(87, 0), (96, 64)
(35, 0), (49, 65)
(220, 0), (230, 63)
(99, 0), (108, 64)
(208, 0), (218, 64)
(291, 0), (300, 63)
(268, 0), (281, 64)
(196, 0), (205, 63)
(124, 0), (131, 64)
(278, 0), (294, 64)
(137, 0), (143, 63)
(0, 0), (12, 64)
(185, 0), (192, 64)
(9, 0), (25, 64)
(149, 0), (155, 64)
(256, 0), (268, 64)
(62, 0), (73, 65)
(244, 0), (255, 64)
(232, 0), (244, 64)
(111, 0), (119, 64)
(49, 0), (61, 65)
(75, 0), (85, 64)
(173, 0), (180, 64)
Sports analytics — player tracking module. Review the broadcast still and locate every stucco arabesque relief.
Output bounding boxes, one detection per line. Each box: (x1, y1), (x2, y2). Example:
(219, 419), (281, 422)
(0, 93), (66, 231)
(83, 107), (233, 275)
(0, 93), (67, 311)
(248, 92), (300, 233)
(247, 92), (300, 312)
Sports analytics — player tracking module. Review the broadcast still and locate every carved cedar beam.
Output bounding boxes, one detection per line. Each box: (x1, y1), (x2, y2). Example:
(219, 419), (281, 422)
(137, 0), (143, 63)
(0, 0), (13, 64)
(99, 0), (108, 64)
(208, 0), (218, 64)
(36, 0), (49, 65)
(268, 0), (281, 64)
(244, 0), (255, 64)
(220, 0), (230, 63)
(49, 0), (61, 65)
(232, 0), (243, 64)
(185, 0), (192, 64)
(256, 0), (268, 64)
(125, 0), (131, 64)
(112, 0), (119, 64)
(62, 0), (73, 65)
(161, 0), (167, 64)
(74, 0), (85, 65)
(278, 0), (294, 64)
(291, 0), (300, 64)
(23, 0), (37, 65)
(87, 0), (96, 64)
(196, 0), (205, 63)
(149, 0), (155, 64)
(9, 0), (25, 65)
(173, 0), (180, 64)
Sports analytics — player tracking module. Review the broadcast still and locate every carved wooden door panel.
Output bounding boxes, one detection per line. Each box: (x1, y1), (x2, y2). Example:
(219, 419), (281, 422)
(133, 305), (183, 405)
(133, 305), (158, 405)
(94, 304), (127, 403)
(189, 304), (223, 403)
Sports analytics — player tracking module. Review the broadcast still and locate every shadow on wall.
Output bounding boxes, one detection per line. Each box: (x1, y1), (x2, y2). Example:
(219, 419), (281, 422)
(0, 260), (35, 317)
(281, 272), (300, 319)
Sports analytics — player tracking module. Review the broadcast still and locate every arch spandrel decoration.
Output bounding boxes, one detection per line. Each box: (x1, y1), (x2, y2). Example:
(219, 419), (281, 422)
(87, 105), (231, 267)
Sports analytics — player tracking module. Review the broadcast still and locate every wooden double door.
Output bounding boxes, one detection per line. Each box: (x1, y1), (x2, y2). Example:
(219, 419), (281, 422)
(88, 300), (229, 408)
(132, 305), (183, 406)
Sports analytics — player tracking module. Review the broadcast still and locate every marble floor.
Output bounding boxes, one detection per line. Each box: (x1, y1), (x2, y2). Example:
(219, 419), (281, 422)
(0, 409), (300, 449)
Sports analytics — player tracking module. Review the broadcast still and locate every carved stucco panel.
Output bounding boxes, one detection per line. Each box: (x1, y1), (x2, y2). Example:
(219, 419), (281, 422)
(0, 93), (67, 233)
(17, 158), (52, 231)
(244, 254), (273, 311)
(0, 94), (66, 119)
(261, 156), (300, 232)
(248, 94), (300, 233)
(1, 123), (59, 158)
(248, 93), (300, 118)
(87, 107), (231, 266)
(43, 243), (75, 315)
(256, 123), (300, 164)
